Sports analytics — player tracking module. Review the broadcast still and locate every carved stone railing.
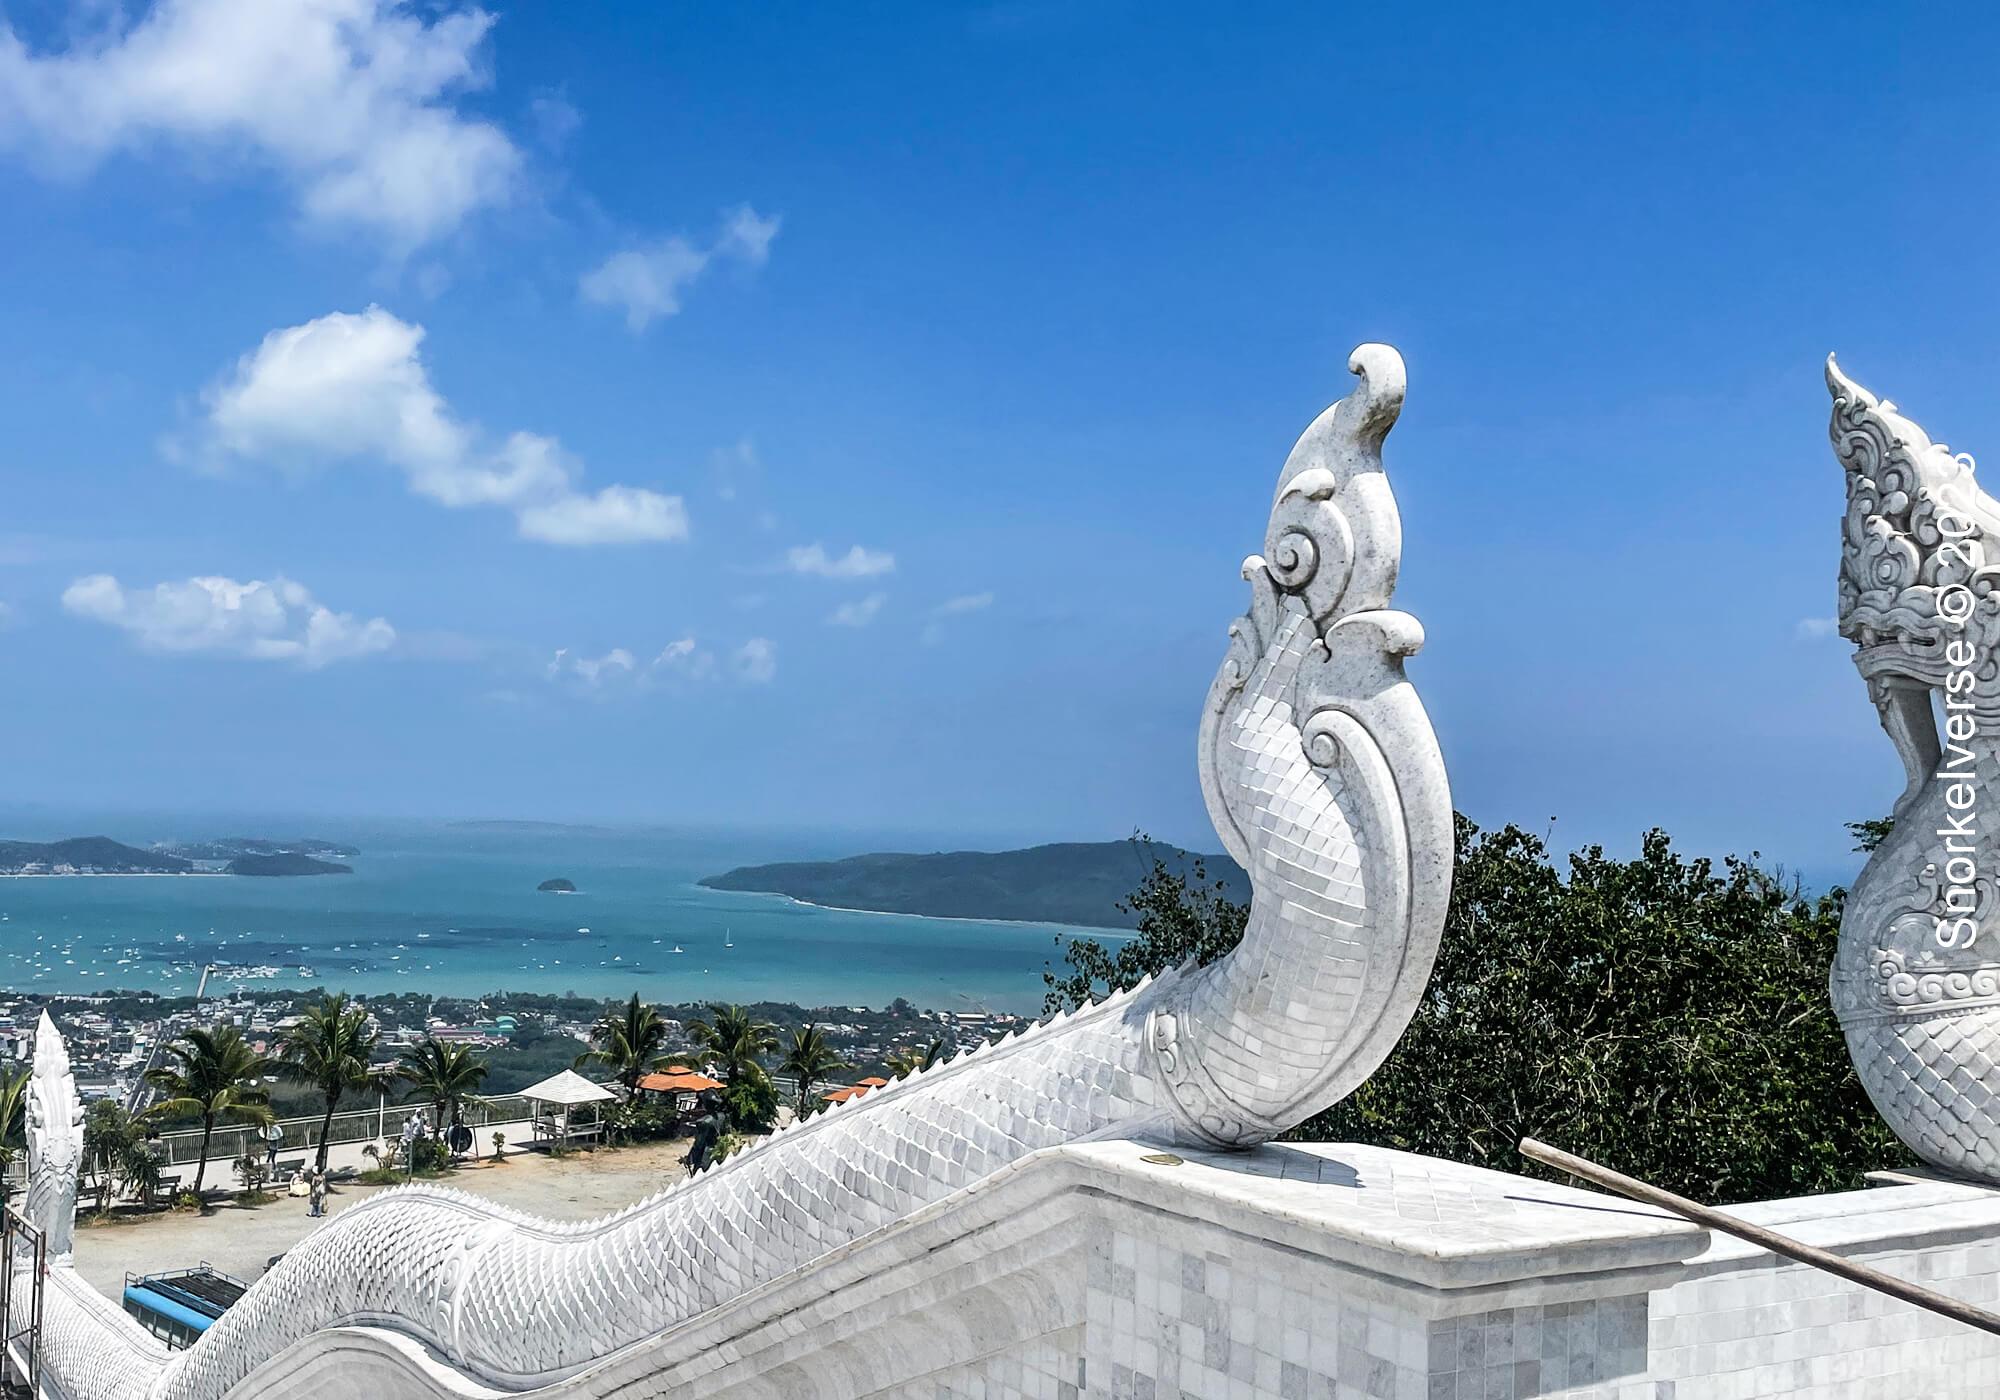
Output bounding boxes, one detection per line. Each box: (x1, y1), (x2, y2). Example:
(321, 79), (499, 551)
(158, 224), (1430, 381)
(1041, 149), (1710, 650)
(23, 346), (1451, 1400)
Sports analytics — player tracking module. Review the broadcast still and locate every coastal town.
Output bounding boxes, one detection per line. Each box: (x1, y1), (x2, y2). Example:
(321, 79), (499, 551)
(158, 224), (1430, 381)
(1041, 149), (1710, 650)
(0, 983), (1028, 1110)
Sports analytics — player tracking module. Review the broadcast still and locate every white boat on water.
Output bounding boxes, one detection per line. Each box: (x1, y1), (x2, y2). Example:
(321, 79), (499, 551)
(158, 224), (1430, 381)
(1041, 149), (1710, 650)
(672, 944), (684, 954)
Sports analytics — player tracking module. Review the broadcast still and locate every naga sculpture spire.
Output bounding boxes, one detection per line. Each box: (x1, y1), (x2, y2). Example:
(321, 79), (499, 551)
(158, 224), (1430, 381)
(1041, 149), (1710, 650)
(1827, 357), (2000, 1183)
(22, 345), (1451, 1400)
(25, 1011), (83, 1262)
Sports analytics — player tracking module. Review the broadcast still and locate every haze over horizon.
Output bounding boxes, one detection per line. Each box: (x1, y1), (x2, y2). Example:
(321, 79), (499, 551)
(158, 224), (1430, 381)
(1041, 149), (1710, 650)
(0, 2), (1978, 885)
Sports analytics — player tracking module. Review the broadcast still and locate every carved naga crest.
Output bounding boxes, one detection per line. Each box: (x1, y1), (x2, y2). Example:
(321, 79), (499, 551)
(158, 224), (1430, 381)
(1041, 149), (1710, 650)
(1829, 358), (2000, 1183)
(6, 345), (1456, 1400)
(26, 1010), (84, 1259)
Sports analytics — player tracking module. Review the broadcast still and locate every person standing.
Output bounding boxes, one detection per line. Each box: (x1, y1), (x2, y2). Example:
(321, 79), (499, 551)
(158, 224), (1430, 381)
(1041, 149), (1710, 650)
(262, 1119), (285, 1172)
(307, 1168), (328, 1219)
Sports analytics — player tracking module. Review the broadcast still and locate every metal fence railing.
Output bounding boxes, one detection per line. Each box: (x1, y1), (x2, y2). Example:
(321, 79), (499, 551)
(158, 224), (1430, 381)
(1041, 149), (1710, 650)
(147, 1092), (542, 1169)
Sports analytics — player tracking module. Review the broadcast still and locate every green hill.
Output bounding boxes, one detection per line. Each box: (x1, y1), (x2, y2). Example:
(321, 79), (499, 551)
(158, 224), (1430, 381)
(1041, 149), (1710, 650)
(0, 836), (191, 874)
(700, 840), (1247, 929)
(225, 853), (352, 877)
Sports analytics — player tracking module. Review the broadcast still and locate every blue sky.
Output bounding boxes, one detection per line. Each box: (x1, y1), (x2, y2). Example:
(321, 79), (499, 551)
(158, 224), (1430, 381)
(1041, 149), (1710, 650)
(0, 2), (1993, 878)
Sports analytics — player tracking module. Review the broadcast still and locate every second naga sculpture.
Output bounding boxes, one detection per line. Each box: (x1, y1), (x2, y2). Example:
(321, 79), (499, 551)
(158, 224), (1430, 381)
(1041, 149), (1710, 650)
(1830, 357), (2000, 1184)
(20, 344), (1452, 1399)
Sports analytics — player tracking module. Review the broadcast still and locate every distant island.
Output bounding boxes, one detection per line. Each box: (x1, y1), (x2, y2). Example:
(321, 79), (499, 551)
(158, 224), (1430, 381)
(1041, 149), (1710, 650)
(537, 877), (577, 893)
(700, 840), (1249, 929)
(0, 836), (192, 875)
(448, 820), (614, 835)
(0, 836), (354, 877)
(155, 836), (357, 861)
(226, 852), (352, 877)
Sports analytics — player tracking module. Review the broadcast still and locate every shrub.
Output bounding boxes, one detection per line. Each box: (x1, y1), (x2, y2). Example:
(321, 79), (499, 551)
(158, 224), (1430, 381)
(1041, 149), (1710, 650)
(1048, 820), (1910, 1204)
(232, 1152), (270, 1198)
(721, 1071), (779, 1135)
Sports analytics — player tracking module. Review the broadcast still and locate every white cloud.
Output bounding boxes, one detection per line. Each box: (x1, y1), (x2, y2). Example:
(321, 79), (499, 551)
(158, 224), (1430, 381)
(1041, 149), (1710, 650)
(734, 637), (777, 684)
(1795, 617), (1839, 640)
(517, 485), (688, 546)
(546, 636), (738, 695)
(0, 0), (521, 249)
(545, 646), (635, 689)
(62, 572), (393, 667)
(580, 205), (781, 332)
(194, 306), (687, 546)
(653, 636), (717, 681)
(923, 591), (994, 644)
(829, 592), (887, 627)
(786, 542), (895, 579)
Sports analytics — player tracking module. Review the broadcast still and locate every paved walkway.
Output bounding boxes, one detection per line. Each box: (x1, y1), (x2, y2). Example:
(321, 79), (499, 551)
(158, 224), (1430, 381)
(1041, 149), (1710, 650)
(74, 1136), (691, 1303)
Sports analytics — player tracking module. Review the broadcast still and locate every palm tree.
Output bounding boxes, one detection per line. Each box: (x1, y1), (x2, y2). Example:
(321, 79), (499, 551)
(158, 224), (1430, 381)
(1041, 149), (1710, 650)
(575, 993), (672, 1091)
(397, 1035), (488, 1130)
(0, 1067), (27, 1201)
(277, 994), (388, 1170)
(779, 1025), (849, 1110)
(142, 1024), (273, 1197)
(687, 1004), (778, 1087)
(885, 1035), (947, 1079)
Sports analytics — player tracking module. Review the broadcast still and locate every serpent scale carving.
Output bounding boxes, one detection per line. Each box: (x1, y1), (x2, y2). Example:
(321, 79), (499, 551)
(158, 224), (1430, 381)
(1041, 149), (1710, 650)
(1828, 357), (2000, 1184)
(18, 344), (1451, 1398)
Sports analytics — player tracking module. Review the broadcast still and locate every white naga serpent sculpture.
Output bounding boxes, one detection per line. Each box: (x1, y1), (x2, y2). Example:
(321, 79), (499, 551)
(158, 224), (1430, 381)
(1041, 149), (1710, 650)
(18, 344), (1451, 1399)
(1829, 357), (2000, 1186)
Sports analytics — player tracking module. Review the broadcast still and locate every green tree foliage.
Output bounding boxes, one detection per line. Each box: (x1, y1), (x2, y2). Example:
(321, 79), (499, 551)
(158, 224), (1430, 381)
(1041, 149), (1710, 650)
(0, 1066), (27, 1199)
(885, 1036), (946, 1078)
(82, 1099), (159, 1212)
(1046, 821), (1908, 1204)
(1043, 845), (1247, 1013)
(690, 1004), (781, 1133)
(397, 1034), (489, 1129)
(277, 993), (388, 1170)
(721, 1069), (780, 1134)
(142, 1024), (274, 1197)
(1847, 817), (1894, 853)
(576, 993), (672, 1091)
(688, 1004), (779, 1087)
(779, 1025), (849, 1112)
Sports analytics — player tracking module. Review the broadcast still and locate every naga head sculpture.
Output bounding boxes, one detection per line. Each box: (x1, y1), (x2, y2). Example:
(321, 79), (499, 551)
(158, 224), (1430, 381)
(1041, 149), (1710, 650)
(1828, 357), (2000, 1182)
(26, 1010), (84, 1259)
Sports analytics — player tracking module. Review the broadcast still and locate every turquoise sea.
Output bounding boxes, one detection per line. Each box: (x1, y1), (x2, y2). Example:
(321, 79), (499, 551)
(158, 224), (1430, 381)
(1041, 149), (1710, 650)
(0, 821), (1129, 1015)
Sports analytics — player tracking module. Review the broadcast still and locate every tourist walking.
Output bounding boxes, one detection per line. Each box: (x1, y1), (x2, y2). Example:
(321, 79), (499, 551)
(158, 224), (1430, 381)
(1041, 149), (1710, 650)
(306, 1168), (328, 1219)
(262, 1119), (284, 1171)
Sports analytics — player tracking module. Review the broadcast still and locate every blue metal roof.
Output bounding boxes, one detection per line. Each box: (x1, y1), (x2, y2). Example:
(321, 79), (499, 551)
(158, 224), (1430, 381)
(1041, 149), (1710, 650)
(123, 1285), (217, 1335)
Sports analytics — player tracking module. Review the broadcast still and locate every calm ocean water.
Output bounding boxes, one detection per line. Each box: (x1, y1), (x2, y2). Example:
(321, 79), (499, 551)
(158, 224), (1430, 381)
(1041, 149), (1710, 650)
(0, 822), (1129, 1015)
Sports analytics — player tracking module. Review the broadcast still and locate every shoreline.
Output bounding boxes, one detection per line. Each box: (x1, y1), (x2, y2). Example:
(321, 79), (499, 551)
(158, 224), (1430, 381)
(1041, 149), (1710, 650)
(711, 887), (1136, 937)
(0, 871), (231, 879)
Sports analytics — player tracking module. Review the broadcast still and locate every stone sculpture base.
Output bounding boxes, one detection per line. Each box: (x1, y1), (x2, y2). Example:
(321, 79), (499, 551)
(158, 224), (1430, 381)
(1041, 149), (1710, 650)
(117, 1139), (2000, 1400)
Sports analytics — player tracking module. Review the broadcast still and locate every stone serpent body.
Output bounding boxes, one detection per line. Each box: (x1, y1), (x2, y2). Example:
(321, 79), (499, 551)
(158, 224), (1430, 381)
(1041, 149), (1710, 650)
(19, 345), (1451, 1399)
(1829, 357), (2000, 1184)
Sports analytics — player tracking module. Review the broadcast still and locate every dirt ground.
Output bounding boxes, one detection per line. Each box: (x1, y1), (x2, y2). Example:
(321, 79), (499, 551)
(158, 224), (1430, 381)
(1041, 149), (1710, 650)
(73, 1139), (691, 1304)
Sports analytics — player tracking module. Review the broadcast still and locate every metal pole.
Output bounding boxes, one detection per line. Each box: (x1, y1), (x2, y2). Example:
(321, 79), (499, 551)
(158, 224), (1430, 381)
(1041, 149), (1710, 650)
(28, 1234), (42, 1394)
(1, 1207), (13, 1388)
(1518, 1137), (2000, 1338)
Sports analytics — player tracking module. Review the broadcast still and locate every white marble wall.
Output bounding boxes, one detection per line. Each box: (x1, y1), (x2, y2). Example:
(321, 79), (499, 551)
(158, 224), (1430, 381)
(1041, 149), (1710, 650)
(169, 1139), (2000, 1400)
(870, 1144), (2000, 1400)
